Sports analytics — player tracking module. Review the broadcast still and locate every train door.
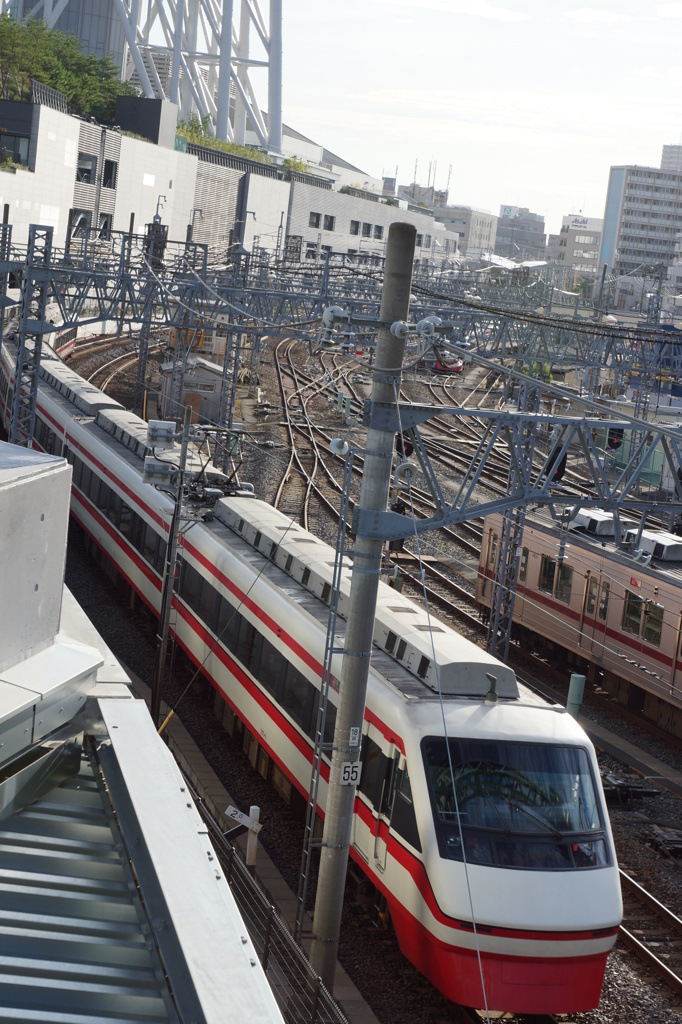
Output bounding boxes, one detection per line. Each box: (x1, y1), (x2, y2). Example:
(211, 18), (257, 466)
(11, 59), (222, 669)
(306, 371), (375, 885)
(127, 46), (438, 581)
(373, 749), (401, 874)
(580, 574), (610, 656)
(352, 735), (397, 870)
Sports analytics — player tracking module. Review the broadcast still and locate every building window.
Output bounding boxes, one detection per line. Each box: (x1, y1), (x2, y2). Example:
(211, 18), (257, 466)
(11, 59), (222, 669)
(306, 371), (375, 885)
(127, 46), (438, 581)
(323, 214), (335, 231)
(102, 159), (117, 189)
(98, 213), (112, 239)
(362, 222), (372, 237)
(71, 209), (92, 238)
(0, 133), (29, 166)
(76, 152), (97, 184)
(374, 225), (384, 240)
(424, 234), (432, 247)
(305, 241), (318, 259)
(416, 234), (423, 247)
(309, 212), (321, 228)
(622, 590), (643, 636)
(350, 220), (360, 235)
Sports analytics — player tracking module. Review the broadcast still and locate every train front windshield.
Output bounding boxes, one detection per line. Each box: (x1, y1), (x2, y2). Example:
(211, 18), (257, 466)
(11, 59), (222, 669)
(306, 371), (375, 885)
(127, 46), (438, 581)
(422, 737), (610, 870)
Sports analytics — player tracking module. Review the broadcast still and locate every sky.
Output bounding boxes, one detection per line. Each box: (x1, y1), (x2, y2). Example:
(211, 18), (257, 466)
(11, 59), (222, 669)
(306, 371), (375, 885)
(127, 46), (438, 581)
(267, 1), (682, 234)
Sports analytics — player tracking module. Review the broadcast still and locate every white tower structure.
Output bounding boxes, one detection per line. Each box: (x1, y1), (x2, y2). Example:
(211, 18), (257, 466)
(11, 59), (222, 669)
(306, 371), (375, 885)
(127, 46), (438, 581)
(3, 0), (283, 152)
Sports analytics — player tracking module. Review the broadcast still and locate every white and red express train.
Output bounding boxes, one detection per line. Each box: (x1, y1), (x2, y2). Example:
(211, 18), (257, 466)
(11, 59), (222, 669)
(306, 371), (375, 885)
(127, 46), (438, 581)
(477, 509), (682, 737)
(0, 342), (622, 1015)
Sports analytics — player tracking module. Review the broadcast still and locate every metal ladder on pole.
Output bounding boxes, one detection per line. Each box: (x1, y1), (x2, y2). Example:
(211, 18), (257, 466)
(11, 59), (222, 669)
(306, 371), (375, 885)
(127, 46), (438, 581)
(294, 450), (354, 944)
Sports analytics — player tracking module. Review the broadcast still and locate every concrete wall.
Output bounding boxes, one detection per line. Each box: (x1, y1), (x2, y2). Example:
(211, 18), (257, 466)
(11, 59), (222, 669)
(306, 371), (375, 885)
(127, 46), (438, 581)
(242, 174), (290, 252)
(114, 135), (198, 242)
(193, 162), (245, 249)
(0, 106), (80, 247)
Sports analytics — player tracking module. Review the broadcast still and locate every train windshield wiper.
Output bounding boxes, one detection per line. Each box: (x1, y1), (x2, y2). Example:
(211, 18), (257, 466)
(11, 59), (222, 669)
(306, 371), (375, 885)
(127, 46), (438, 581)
(503, 791), (563, 839)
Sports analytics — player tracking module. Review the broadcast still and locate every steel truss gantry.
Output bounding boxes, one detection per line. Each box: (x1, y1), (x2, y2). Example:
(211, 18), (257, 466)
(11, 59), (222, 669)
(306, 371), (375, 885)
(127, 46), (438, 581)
(5, 0), (282, 149)
(9, 225), (53, 446)
(354, 403), (682, 542)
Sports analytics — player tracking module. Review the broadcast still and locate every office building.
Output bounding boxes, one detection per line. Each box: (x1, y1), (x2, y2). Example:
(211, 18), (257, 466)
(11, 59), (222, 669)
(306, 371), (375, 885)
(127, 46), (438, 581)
(554, 214), (603, 285)
(494, 206), (546, 260)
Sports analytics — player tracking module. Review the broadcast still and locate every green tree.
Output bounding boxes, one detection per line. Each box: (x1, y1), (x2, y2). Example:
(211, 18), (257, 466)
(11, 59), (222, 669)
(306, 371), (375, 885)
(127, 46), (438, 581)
(0, 14), (136, 122)
(281, 154), (309, 174)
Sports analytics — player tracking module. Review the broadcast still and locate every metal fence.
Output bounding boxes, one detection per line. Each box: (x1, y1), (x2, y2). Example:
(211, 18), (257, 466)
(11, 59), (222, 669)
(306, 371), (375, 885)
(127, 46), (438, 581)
(187, 780), (349, 1024)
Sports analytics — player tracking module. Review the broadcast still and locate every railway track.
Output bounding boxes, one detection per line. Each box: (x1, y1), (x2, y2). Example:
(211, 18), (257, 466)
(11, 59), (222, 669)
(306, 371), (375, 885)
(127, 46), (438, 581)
(618, 869), (682, 997)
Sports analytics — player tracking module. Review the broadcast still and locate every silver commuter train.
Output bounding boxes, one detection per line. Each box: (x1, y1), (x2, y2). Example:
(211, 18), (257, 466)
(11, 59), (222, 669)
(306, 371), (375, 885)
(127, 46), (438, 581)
(0, 341), (622, 1014)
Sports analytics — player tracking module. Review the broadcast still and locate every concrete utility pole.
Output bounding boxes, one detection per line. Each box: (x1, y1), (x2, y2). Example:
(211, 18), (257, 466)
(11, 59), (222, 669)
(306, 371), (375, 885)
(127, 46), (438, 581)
(309, 223), (416, 987)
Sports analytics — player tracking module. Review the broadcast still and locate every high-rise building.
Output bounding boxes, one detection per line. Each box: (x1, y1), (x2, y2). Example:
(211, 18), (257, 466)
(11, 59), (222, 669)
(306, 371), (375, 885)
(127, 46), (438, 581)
(10, 1), (126, 73)
(660, 145), (682, 172)
(494, 206), (546, 260)
(599, 152), (682, 279)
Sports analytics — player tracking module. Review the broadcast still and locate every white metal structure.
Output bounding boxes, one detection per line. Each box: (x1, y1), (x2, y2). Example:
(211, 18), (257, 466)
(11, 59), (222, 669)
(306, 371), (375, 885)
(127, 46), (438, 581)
(5, 0), (282, 151)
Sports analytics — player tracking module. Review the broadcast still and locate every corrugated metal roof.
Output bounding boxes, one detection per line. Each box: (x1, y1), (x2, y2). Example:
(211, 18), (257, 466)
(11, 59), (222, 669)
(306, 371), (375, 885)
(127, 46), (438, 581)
(0, 746), (179, 1023)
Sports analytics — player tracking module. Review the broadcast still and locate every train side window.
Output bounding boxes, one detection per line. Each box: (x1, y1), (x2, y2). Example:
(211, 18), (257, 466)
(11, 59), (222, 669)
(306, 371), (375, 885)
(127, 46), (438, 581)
(142, 523), (160, 568)
(359, 735), (386, 807)
(119, 502), (133, 538)
(622, 589), (643, 636)
(80, 464), (92, 495)
(323, 698), (337, 745)
(643, 601), (664, 647)
(198, 578), (219, 632)
(216, 596), (241, 652)
(71, 456), (83, 489)
(391, 765), (422, 853)
(258, 638), (286, 700)
(598, 582), (610, 621)
(236, 616), (260, 669)
(155, 539), (167, 575)
(586, 578), (598, 615)
(181, 562), (203, 612)
(50, 429), (62, 457)
(96, 479), (111, 515)
(129, 512), (144, 551)
(88, 473), (101, 507)
(538, 555), (556, 594)
(106, 490), (122, 528)
(555, 564), (573, 604)
(281, 662), (313, 733)
(488, 533), (498, 566)
(518, 547), (528, 583)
